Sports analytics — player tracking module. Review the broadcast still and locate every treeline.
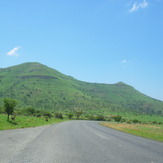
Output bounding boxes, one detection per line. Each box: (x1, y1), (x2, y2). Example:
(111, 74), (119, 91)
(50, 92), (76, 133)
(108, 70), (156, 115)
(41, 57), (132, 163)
(0, 98), (84, 122)
(0, 98), (162, 125)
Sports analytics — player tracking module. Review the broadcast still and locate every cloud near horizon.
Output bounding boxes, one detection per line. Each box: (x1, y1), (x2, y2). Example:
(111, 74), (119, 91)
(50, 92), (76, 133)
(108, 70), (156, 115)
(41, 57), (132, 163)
(129, 0), (148, 13)
(7, 47), (21, 56)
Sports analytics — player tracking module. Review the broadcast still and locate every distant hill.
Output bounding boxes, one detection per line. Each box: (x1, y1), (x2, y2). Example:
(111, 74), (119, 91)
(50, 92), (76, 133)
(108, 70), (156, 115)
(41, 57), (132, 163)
(0, 62), (162, 115)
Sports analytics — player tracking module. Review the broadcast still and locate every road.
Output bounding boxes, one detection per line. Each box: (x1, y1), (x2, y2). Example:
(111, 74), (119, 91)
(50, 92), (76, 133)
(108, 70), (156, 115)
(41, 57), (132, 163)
(0, 121), (163, 163)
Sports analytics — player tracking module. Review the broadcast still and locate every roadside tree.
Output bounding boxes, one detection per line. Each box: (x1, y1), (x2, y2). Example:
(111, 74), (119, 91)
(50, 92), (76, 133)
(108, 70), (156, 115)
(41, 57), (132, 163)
(75, 110), (83, 119)
(3, 98), (17, 121)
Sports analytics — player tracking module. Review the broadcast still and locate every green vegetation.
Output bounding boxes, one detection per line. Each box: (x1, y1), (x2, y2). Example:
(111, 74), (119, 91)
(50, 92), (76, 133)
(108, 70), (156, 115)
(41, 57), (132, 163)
(0, 62), (162, 115)
(67, 113), (74, 120)
(0, 62), (162, 133)
(3, 98), (17, 121)
(0, 99), (68, 130)
(0, 114), (67, 130)
(55, 112), (63, 119)
(83, 112), (163, 124)
(75, 110), (83, 119)
(100, 122), (163, 142)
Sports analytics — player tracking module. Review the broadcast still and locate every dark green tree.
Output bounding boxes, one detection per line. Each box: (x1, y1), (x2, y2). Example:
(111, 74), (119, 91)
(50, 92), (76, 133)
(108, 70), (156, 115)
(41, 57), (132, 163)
(3, 98), (17, 121)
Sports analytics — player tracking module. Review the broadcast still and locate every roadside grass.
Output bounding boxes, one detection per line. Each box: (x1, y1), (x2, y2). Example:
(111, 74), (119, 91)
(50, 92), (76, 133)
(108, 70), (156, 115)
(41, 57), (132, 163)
(85, 110), (163, 124)
(0, 114), (67, 130)
(100, 122), (163, 142)
(120, 113), (163, 124)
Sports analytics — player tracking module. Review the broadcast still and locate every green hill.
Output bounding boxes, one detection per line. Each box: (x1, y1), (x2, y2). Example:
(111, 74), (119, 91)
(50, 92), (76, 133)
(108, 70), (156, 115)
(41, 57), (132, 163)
(0, 62), (162, 115)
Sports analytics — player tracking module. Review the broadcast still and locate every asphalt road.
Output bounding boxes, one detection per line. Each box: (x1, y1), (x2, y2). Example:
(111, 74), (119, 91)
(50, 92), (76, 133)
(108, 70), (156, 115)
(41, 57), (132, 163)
(0, 121), (163, 163)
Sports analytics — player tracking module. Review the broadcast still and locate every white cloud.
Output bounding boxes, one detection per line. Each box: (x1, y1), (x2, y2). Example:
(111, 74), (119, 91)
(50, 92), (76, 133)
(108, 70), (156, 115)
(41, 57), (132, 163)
(129, 0), (148, 13)
(121, 59), (127, 64)
(7, 47), (21, 56)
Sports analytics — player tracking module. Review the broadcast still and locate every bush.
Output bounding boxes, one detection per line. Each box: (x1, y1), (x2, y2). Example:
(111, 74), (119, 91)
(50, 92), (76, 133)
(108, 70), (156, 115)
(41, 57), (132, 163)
(152, 121), (157, 124)
(85, 115), (95, 120)
(112, 115), (122, 122)
(75, 110), (83, 119)
(132, 119), (140, 123)
(120, 118), (126, 123)
(25, 107), (36, 115)
(43, 112), (53, 118)
(126, 120), (132, 124)
(34, 110), (42, 117)
(95, 115), (105, 121)
(105, 117), (112, 121)
(67, 113), (74, 119)
(34, 113), (42, 117)
(55, 112), (63, 119)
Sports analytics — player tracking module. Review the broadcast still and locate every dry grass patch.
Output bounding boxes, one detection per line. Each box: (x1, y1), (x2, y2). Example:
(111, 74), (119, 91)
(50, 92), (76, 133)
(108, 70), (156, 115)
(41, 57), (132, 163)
(100, 122), (163, 142)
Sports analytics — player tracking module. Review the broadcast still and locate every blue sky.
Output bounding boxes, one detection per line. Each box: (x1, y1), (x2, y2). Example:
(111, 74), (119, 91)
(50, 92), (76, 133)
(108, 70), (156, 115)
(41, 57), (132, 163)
(0, 0), (163, 101)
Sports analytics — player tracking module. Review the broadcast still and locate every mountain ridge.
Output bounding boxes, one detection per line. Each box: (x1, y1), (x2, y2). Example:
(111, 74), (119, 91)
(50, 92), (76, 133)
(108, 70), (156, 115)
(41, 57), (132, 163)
(0, 62), (162, 115)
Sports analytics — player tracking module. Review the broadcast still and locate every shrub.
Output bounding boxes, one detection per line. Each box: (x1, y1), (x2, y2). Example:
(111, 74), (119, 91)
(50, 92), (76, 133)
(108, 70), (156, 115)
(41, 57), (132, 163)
(95, 115), (105, 121)
(67, 113), (74, 119)
(105, 117), (112, 121)
(43, 112), (53, 118)
(33, 110), (42, 117)
(112, 115), (122, 122)
(132, 119), (140, 123)
(152, 121), (157, 124)
(120, 118), (126, 123)
(75, 110), (83, 119)
(25, 107), (36, 115)
(34, 113), (42, 117)
(84, 115), (93, 120)
(55, 112), (63, 119)
(126, 120), (132, 124)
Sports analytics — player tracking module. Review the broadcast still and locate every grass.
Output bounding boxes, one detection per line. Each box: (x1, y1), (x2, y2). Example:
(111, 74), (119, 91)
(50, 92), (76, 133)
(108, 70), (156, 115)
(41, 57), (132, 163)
(0, 114), (67, 130)
(100, 122), (163, 142)
(120, 113), (163, 124)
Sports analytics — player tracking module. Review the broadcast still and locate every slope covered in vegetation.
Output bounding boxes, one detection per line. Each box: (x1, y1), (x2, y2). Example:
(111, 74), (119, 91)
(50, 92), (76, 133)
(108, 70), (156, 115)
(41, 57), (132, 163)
(0, 62), (162, 115)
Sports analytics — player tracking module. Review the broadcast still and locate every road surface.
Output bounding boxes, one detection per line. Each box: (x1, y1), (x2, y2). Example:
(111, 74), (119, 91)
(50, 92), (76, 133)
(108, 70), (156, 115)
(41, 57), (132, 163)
(0, 121), (163, 163)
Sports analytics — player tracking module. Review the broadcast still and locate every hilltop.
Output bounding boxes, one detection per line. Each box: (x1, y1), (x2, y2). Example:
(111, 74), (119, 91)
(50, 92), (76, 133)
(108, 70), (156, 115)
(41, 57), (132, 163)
(0, 62), (162, 115)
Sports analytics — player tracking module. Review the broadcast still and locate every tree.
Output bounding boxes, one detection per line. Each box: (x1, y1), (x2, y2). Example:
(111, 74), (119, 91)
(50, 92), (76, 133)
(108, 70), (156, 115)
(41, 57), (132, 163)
(3, 98), (17, 121)
(75, 110), (83, 119)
